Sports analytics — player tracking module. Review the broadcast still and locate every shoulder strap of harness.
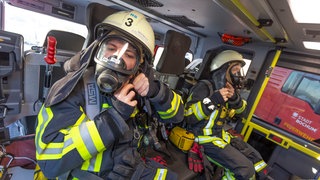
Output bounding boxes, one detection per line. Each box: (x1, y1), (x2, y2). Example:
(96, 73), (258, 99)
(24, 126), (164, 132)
(83, 66), (101, 120)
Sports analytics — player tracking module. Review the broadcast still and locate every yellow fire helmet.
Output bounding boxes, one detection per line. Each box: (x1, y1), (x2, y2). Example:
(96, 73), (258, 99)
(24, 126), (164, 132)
(210, 50), (246, 72)
(95, 10), (155, 62)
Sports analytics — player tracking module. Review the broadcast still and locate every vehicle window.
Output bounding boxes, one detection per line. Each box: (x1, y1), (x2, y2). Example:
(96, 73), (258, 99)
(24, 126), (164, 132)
(3, 2), (88, 51)
(282, 71), (301, 93)
(293, 77), (320, 110)
(153, 46), (193, 68)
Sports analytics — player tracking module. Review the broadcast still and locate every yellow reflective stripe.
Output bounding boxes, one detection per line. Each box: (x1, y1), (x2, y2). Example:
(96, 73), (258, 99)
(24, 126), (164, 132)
(197, 136), (227, 148)
(130, 107), (139, 118)
(211, 138), (228, 148)
(197, 136), (215, 144)
(206, 156), (236, 180)
(36, 106), (66, 160)
(75, 111), (87, 126)
(192, 101), (207, 120)
(82, 157), (90, 170)
(222, 130), (231, 144)
(154, 168), (168, 180)
(79, 122), (105, 172)
(186, 93), (192, 103)
(71, 124), (91, 159)
(87, 121), (105, 151)
(184, 108), (193, 116)
(102, 103), (111, 109)
(82, 154), (96, 172)
(157, 92), (181, 119)
(94, 151), (103, 172)
(63, 135), (75, 155)
(222, 169), (236, 180)
(254, 160), (267, 172)
(36, 106), (53, 151)
(235, 100), (247, 114)
(103, 103), (139, 118)
(203, 110), (218, 135)
(37, 110), (89, 160)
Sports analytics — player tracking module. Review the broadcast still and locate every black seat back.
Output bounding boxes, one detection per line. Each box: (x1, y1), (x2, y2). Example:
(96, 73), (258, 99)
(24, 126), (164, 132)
(156, 30), (191, 75)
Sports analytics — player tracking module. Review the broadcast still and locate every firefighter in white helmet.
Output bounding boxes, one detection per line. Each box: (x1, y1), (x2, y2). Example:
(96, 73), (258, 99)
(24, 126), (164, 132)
(35, 10), (183, 179)
(184, 50), (271, 179)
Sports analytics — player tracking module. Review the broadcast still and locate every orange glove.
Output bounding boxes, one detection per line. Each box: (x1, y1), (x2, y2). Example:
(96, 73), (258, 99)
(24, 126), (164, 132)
(188, 142), (204, 173)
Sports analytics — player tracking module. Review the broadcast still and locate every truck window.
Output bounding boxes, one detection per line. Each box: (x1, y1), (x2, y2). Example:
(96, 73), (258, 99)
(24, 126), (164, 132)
(293, 76), (320, 110)
(281, 71), (301, 93)
(3, 2), (88, 50)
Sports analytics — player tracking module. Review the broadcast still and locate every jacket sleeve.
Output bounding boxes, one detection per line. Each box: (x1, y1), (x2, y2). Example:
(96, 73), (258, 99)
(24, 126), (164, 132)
(35, 85), (129, 178)
(149, 81), (184, 124)
(142, 64), (184, 124)
(184, 82), (214, 124)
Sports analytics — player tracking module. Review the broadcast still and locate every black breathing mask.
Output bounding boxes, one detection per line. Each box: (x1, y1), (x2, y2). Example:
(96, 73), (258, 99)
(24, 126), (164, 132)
(211, 63), (246, 90)
(229, 69), (246, 89)
(211, 64), (228, 90)
(94, 36), (140, 94)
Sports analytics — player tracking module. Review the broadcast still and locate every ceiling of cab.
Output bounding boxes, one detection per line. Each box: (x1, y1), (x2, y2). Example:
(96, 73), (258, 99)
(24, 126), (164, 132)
(109, 0), (320, 55)
(20, 0), (320, 55)
(119, 0), (263, 39)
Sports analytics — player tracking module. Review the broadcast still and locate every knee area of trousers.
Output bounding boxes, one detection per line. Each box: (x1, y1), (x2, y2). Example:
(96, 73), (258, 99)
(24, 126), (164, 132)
(235, 165), (255, 180)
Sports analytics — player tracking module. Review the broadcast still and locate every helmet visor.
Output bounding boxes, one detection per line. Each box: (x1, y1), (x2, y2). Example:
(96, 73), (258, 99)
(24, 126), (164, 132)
(95, 36), (140, 75)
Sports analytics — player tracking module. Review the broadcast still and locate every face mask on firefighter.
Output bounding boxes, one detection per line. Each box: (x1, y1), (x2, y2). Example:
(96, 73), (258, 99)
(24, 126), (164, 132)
(94, 36), (140, 94)
(227, 63), (246, 89)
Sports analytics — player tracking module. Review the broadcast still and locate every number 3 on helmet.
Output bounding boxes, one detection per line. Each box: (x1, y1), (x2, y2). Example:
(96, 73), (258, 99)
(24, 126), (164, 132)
(95, 10), (155, 63)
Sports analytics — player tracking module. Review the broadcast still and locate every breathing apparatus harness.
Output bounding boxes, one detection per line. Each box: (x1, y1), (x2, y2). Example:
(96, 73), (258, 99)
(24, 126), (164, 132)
(93, 33), (170, 158)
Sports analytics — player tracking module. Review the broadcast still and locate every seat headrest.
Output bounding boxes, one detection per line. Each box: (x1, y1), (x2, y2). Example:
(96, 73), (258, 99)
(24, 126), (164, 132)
(156, 30), (191, 75)
(43, 30), (85, 52)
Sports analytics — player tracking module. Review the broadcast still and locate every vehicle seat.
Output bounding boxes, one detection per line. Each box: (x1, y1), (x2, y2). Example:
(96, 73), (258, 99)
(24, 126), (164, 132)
(0, 30), (24, 140)
(155, 30), (191, 91)
(7, 30), (85, 135)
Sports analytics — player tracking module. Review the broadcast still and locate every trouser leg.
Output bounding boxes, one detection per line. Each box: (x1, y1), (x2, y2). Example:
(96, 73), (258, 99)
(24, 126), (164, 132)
(202, 142), (255, 180)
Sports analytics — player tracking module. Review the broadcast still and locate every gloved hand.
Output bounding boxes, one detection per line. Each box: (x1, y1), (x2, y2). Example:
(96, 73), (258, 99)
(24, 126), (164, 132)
(147, 80), (160, 98)
(210, 90), (226, 107)
(107, 148), (144, 180)
(150, 155), (167, 167)
(228, 92), (242, 108)
(188, 142), (204, 173)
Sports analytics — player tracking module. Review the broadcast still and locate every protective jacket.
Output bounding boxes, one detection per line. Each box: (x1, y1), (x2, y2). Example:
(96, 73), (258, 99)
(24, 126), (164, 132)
(35, 44), (184, 179)
(184, 80), (267, 180)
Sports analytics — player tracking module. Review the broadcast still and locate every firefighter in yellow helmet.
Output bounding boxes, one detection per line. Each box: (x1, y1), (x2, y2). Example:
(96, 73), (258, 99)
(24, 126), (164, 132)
(35, 10), (183, 179)
(184, 50), (270, 179)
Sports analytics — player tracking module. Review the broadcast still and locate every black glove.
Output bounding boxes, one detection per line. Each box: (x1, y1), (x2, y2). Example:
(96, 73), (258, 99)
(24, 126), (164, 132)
(147, 80), (160, 98)
(94, 109), (129, 144)
(210, 90), (225, 107)
(228, 92), (244, 109)
(111, 96), (135, 120)
(108, 148), (145, 180)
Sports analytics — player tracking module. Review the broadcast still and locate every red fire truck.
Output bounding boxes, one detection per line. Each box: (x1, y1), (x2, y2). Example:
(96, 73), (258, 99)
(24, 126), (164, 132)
(255, 66), (320, 142)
